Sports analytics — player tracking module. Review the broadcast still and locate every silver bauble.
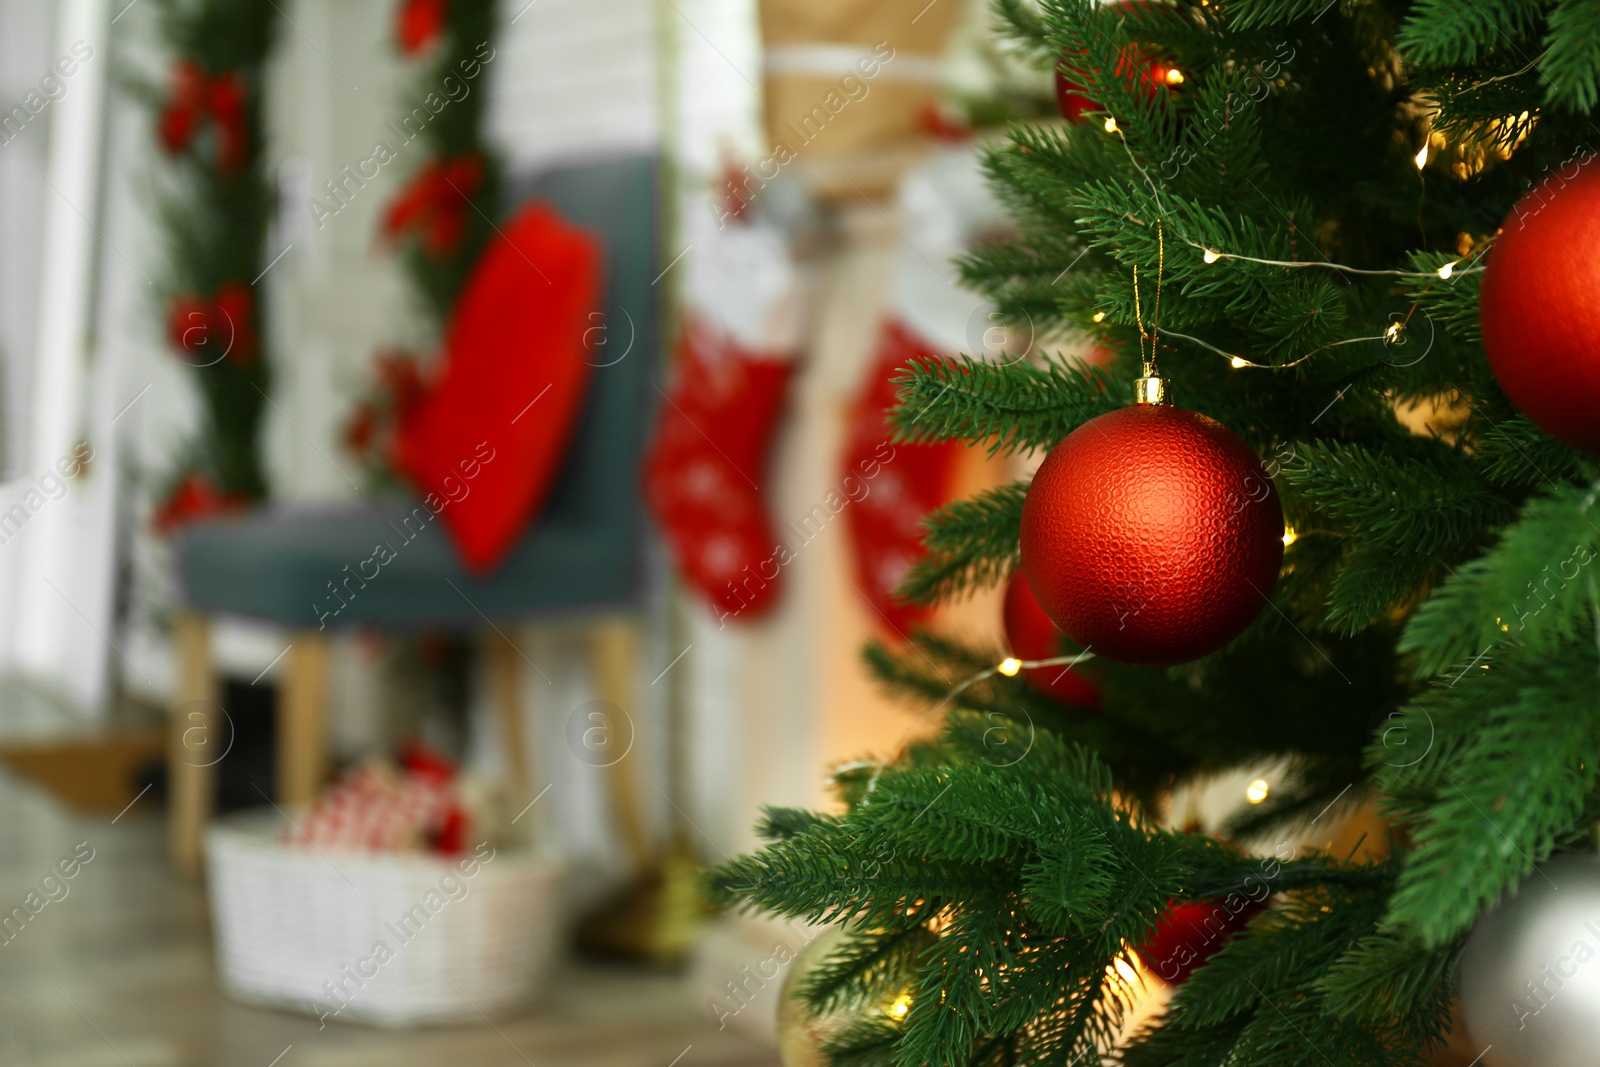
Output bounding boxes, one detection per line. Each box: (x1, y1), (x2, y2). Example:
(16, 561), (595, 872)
(1459, 853), (1600, 1066)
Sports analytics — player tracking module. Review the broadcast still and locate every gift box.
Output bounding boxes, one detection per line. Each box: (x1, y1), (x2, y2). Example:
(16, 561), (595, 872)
(758, 0), (961, 197)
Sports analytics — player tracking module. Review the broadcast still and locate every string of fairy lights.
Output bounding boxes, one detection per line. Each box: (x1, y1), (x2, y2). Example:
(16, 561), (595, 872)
(1093, 104), (1489, 374)
(853, 650), (1100, 803)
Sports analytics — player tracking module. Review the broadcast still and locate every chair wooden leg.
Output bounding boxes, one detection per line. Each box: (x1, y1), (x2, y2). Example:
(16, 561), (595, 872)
(169, 612), (216, 878)
(278, 633), (331, 808)
(589, 615), (649, 871)
(487, 629), (531, 798)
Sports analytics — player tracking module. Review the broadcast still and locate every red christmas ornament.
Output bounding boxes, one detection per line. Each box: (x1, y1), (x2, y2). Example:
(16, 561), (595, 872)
(1135, 895), (1266, 985)
(1002, 571), (1101, 708)
(152, 473), (250, 534)
(396, 0), (450, 55)
(1019, 399), (1283, 667)
(915, 102), (973, 142)
(158, 60), (249, 174)
(432, 803), (468, 854)
(166, 281), (258, 366)
(343, 402), (378, 457)
(383, 155), (485, 257)
(398, 737), (457, 783)
(1055, 55), (1173, 123)
(1480, 157), (1600, 453)
(375, 350), (426, 414)
(1053, 2), (1177, 123)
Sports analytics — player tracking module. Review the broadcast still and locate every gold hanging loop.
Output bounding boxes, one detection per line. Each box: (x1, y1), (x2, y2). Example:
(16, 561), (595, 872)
(1135, 221), (1171, 405)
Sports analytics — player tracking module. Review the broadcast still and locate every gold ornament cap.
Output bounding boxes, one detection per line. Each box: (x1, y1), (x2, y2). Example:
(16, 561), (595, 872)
(1134, 376), (1171, 406)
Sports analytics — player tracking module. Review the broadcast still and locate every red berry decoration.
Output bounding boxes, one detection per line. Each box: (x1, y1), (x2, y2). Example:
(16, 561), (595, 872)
(396, 0), (449, 55)
(1002, 571), (1101, 708)
(166, 281), (259, 366)
(1019, 398), (1283, 667)
(152, 473), (249, 535)
(158, 61), (250, 175)
(1135, 896), (1266, 985)
(1480, 157), (1600, 453)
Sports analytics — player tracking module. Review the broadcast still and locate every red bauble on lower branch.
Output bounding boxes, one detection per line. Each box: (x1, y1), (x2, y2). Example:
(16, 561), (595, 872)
(1479, 154), (1600, 453)
(1135, 894), (1267, 985)
(1001, 571), (1101, 708)
(1019, 400), (1283, 667)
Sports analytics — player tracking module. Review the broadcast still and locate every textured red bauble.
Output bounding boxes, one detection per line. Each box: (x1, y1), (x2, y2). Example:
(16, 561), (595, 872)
(1053, 1), (1174, 123)
(1135, 896), (1266, 985)
(1480, 159), (1600, 453)
(1002, 571), (1101, 708)
(1019, 404), (1283, 667)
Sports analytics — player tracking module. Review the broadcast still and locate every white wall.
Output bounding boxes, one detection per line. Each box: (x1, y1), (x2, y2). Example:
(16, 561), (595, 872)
(0, 0), (126, 718)
(0, 1), (57, 480)
(487, 0), (660, 171)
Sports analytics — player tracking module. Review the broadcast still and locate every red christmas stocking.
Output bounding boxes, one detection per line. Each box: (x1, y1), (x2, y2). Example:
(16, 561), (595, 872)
(841, 321), (961, 637)
(644, 317), (794, 621)
(841, 144), (1008, 638)
(643, 202), (804, 622)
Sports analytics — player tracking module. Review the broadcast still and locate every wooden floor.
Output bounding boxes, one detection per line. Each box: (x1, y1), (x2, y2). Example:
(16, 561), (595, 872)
(0, 768), (780, 1067)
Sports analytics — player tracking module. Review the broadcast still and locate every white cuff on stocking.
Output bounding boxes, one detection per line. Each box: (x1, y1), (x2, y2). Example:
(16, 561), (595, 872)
(685, 208), (809, 357)
(888, 143), (1013, 357)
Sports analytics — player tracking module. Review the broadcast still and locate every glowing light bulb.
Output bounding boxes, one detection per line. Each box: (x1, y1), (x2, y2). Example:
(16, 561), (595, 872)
(1384, 322), (1403, 343)
(1282, 527), (1297, 547)
(1246, 779), (1270, 804)
(1092, 311), (1107, 322)
(1104, 117), (1119, 134)
(1164, 67), (1185, 87)
(1229, 356), (1248, 369)
(1110, 954), (1143, 986)
(888, 993), (912, 1020)
(998, 657), (1022, 677)
(1414, 144), (1429, 169)
(1437, 262), (1456, 280)
(1202, 248), (1220, 264)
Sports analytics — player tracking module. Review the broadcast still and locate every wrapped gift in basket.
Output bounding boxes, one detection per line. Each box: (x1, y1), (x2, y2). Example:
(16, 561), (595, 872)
(207, 744), (562, 1028)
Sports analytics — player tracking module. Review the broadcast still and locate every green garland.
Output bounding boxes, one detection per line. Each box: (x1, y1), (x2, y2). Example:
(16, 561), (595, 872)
(389, 0), (501, 319)
(152, 0), (279, 505)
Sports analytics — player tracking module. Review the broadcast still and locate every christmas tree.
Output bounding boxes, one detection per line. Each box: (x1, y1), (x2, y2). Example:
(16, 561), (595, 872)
(709, 1), (1600, 1064)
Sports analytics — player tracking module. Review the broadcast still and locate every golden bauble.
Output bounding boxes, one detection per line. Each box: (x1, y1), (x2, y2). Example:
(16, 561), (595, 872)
(777, 927), (857, 1067)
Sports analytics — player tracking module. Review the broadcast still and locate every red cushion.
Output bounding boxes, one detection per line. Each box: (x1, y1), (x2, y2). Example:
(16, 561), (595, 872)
(396, 203), (602, 573)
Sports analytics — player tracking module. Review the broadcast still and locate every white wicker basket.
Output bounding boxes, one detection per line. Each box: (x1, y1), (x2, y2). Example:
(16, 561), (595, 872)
(206, 814), (563, 1027)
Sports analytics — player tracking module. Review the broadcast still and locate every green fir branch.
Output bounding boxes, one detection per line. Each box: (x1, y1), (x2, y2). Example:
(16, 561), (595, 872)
(889, 357), (1125, 456)
(1397, 0), (1547, 67)
(1318, 933), (1461, 1047)
(1286, 438), (1516, 630)
(1398, 480), (1600, 675)
(896, 482), (1027, 606)
(1542, 0), (1600, 112)
(1377, 645), (1600, 946)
